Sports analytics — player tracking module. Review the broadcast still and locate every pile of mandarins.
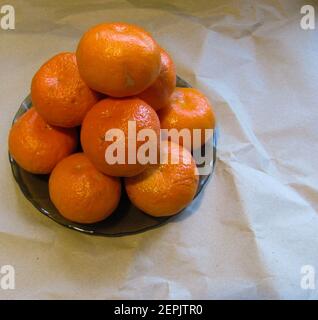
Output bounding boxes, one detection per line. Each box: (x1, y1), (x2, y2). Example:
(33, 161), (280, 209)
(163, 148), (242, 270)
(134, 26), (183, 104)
(9, 22), (216, 224)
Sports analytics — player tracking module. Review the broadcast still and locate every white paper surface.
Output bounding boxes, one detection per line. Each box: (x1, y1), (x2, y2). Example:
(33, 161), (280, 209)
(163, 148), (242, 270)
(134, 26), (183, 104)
(0, 0), (318, 299)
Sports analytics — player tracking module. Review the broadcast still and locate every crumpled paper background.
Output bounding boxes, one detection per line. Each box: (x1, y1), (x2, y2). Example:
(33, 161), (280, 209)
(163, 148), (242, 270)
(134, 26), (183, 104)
(1, 0), (318, 299)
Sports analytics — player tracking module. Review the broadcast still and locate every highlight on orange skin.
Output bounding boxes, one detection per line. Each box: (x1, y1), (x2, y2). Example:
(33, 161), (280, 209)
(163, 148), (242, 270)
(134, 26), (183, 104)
(8, 108), (78, 174)
(158, 87), (216, 148)
(31, 52), (99, 128)
(49, 153), (121, 224)
(138, 48), (176, 111)
(125, 141), (199, 217)
(76, 22), (161, 97)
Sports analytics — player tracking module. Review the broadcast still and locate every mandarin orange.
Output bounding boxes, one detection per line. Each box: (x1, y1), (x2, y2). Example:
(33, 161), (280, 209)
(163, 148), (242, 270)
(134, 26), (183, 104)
(81, 98), (160, 177)
(76, 22), (161, 97)
(138, 48), (176, 110)
(158, 88), (216, 148)
(49, 153), (121, 224)
(125, 141), (199, 217)
(31, 52), (99, 128)
(8, 108), (77, 174)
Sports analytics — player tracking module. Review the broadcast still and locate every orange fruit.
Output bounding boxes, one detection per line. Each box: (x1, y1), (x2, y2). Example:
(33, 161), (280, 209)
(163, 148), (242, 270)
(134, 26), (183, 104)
(8, 108), (77, 174)
(138, 48), (176, 110)
(81, 97), (160, 177)
(76, 22), (161, 97)
(31, 52), (99, 128)
(125, 141), (199, 217)
(158, 88), (216, 148)
(49, 153), (121, 224)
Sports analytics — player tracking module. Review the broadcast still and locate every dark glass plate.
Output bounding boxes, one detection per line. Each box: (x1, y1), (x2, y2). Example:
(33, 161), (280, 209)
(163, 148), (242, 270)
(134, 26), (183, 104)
(9, 76), (218, 237)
